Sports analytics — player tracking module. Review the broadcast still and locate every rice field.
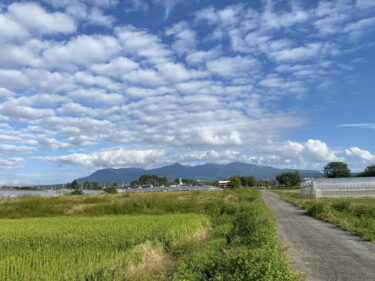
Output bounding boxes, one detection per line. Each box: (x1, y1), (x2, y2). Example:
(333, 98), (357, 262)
(0, 189), (301, 281)
(0, 214), (209, 281)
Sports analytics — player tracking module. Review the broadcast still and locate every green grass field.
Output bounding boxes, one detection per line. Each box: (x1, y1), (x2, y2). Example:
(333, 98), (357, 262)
(273, 190), (375, 242)
(0, 189), (301, 281)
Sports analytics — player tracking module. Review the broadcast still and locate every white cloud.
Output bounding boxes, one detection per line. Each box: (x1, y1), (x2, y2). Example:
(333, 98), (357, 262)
(0, 158), (24, 170)
(345, 147), (375, 161)
(0, 88), (15, 100)
(338, 123), (375, 129)
(90, 57), (139, 77)
(115, 25), (172, 64)
(39, 147), (165, 168)
(343, 17), (375, 38)
(186, 48), (221, 65)
(0, 102), (55, 121)
(43, 35), (121, 69)
(7, 2), (76, 35)
(165, 21), (196, 55)
(87, 8), (115, 27)
(305, 139), (339, 161)
(0, 144), (33, 154)
(68, 88), (124, 105)
(56, 102), (94, 116)
(271, 43), (322, 61)
(206, 56), (258, 78)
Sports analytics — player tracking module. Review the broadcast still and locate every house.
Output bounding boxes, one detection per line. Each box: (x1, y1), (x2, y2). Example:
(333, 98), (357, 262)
(218, 180), (230, 188)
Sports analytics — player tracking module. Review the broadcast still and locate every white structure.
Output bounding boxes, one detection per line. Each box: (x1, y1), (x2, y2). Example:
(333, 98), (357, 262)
(218, 180), (230, 188)
(301, 177), (375, 198)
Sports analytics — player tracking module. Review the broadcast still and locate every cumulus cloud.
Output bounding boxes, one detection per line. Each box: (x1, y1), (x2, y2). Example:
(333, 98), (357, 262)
(206, 56), (258, 78)
(345, 147), (375, 161)
(0, 2), (76, 40)
(0, 158), (24, 170)
(68, 88), (124, 105)
(0, 144), (34, 154)
(165, 22), (196, 55)
(0, 102), (55, 121)
(38, 147), (165, 168)
(304, 139), (339, 161)
(43, 35), (121, 69)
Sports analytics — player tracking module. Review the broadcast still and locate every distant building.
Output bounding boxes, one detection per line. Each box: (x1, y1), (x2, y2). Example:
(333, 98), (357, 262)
(218, 180), (230, 188)
(301, 177), (375, 198)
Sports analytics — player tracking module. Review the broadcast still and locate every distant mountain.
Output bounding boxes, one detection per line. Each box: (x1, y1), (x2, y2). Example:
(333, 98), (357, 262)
(75, 162), (322, 184)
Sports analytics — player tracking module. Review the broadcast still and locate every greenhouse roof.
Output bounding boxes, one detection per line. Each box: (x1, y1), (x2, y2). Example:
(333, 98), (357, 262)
(312, 177), (375, 189)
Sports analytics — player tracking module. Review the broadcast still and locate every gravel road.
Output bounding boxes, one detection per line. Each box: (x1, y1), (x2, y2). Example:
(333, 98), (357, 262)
(262, 190), (375, 281)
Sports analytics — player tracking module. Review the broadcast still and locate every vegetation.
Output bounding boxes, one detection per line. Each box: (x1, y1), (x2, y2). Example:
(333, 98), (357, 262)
(0, 189), (300, 281)
(273, 190), (375, 242)
(356, 165), (375, 177)
(82, 181), (102, 190)
(323, 162), (351, 178)
(276, 172), (301, 186)
(228, 175), (241, 188)
(69, 188), (84, 195)
(0, 214), (207, 281)
(103, 184), (118, 193)
(240, 176), (257, 187)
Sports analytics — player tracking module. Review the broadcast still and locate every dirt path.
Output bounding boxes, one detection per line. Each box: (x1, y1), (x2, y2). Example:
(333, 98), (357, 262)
(262, 190), (375, 281)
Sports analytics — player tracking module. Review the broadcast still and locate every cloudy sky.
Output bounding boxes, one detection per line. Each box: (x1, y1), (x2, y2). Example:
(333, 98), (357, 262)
(0, 0), (374, 185)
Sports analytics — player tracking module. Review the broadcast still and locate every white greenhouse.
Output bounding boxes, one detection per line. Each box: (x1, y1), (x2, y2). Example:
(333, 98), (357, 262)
(300, 177), (375, 198)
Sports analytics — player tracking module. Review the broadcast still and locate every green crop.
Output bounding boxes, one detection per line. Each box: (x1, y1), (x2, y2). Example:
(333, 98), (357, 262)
(0, 214), (209, 281)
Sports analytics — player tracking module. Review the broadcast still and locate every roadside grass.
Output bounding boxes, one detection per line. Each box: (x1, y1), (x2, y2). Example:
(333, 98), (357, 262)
(273, 190), (375, 242)
(0, 189), (301, 280)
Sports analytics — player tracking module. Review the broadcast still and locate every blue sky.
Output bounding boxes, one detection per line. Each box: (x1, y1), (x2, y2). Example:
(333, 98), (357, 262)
(0, 0), (375, 185)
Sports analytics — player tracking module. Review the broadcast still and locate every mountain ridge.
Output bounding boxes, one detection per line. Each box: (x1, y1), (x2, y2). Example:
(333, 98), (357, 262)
(75, 162), (322, 184)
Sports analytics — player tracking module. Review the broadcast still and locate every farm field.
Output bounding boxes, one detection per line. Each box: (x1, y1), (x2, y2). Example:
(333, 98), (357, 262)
(273, 189), (375, 242)
(0, 189), (301, 281)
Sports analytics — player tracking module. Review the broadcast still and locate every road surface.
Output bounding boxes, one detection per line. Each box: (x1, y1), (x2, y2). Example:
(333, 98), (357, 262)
(262, 190), (375, 281)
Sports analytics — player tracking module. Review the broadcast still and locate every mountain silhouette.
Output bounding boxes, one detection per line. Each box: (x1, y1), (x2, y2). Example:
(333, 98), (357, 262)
(75, 162), (321, 184)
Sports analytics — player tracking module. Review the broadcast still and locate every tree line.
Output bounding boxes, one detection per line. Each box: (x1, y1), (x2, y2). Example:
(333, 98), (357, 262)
(322, 162), (375, 178)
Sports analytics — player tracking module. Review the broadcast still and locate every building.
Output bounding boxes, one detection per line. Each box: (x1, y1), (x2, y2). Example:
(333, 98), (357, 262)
(300, 177), (375, 198)
(218, 180), (230, 188)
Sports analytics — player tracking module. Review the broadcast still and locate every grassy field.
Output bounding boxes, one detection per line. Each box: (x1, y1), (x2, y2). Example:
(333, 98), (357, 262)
(273, 190), (375, 242)
(0, 189), (301, 281)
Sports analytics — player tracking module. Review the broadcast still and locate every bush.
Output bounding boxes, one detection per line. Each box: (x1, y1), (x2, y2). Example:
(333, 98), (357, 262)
(70, 188), (83, 195)
(103, 185), (118, 194)
(332, 201), (350, 212)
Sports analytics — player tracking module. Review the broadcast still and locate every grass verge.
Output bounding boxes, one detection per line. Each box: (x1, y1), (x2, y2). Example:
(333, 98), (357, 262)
(273, 190), (375, 242)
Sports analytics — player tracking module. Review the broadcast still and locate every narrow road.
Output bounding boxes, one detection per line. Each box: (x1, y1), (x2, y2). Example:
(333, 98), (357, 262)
(262, 190), (375, 281)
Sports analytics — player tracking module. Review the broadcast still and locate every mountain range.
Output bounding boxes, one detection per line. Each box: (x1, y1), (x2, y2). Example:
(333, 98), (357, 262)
(75, 162), (322, 184)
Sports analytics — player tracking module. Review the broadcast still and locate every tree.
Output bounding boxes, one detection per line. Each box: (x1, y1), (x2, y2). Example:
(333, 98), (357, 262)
(69, 180), (83, 195)
(70, 180), (79, 190)
(240, 176), (257, 187)
(138, 174), (167, 186)
(357, 165), (375, 177)
(276, 172), (301, 186)
(323, 162), (351, 178)
(228, 175), (241, 188)
(103, 184), (118, 194)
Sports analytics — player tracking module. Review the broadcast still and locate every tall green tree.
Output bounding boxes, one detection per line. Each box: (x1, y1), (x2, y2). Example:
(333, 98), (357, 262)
(228, 175), (241, 188)
(357, 165), (375, 177)
(323, 162), (351, 178)
(240, 176), (257, 187)
(70, 180), (79, 190)
(276, 172), (301, 186)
